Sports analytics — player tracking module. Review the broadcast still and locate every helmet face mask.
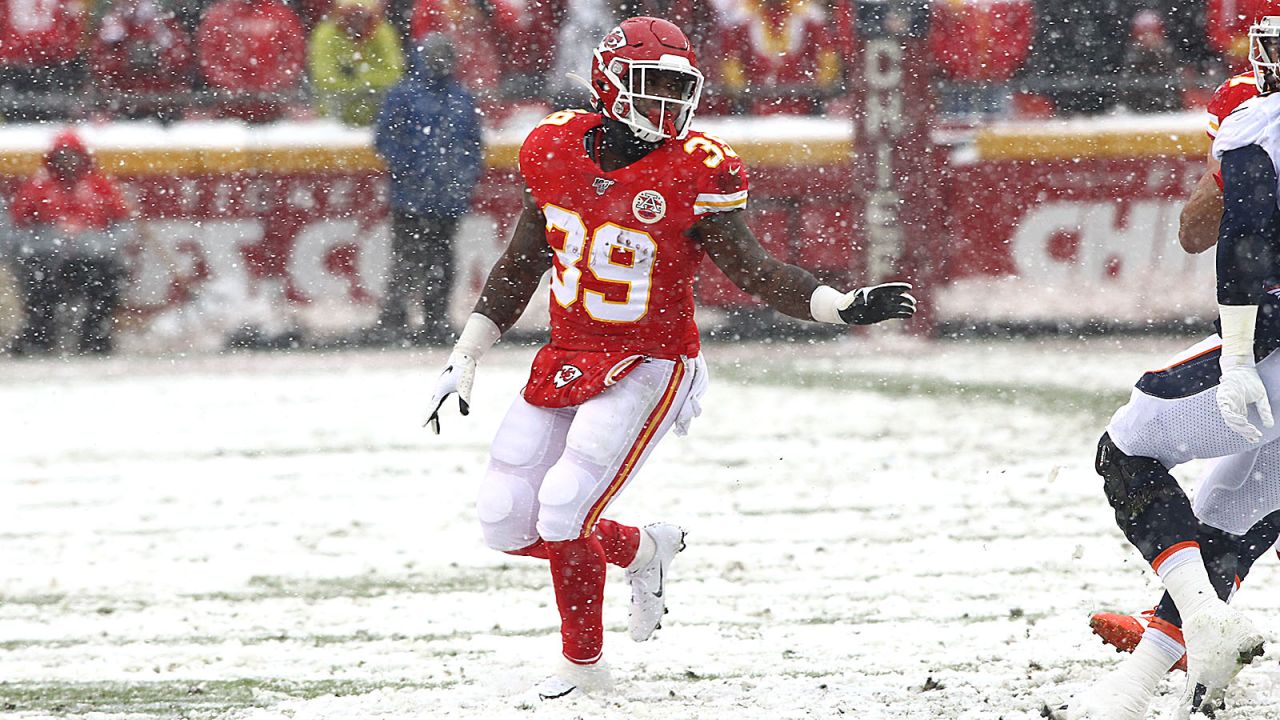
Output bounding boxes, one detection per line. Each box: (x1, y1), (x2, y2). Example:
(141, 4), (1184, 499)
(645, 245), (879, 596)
(590, 18), (703, 143)
(600, 57), (703, 142)
(1250, 16), (1280, 94)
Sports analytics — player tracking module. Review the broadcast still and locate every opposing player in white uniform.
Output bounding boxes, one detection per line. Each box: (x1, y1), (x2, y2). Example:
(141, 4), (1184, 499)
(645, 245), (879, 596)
(1088, 13), (1280, 678)
(1054, 23), (1280, 720)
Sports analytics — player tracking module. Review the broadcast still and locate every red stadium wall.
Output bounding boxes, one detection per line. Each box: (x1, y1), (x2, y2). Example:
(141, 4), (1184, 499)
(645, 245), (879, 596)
(0, 117), (1218, 346)
(940, 124), (1215, 327)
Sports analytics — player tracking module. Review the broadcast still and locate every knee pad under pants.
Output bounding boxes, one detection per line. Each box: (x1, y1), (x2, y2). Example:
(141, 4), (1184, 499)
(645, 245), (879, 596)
(536, 449), (611, 542)
(476, 358), (696, 543)
(1097, 432), (1180, 521)
(477, 357), (693, 547)
(476, 398), (572, 551)
(1097, 432), (1198, 562)
(477, 467), (542, 552)
(535, 359), (689, 542)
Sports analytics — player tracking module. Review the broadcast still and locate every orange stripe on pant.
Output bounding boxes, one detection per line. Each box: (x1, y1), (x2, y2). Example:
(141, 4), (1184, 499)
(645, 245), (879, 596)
(1147, 345), (1222, 375)
(579, 360), (687, 537)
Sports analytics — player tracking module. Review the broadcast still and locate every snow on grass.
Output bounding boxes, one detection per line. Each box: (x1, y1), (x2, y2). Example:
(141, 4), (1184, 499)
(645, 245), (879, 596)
(1, 337), (1276, 719)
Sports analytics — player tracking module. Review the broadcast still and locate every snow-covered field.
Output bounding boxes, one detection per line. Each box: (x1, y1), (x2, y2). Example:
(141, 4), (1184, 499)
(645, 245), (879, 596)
(2, 336), (1278, 719)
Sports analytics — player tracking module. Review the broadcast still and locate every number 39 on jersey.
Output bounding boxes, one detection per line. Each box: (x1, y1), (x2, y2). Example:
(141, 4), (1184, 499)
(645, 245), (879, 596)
(518, 110), (749, 357)
(544, 205), (657, 324)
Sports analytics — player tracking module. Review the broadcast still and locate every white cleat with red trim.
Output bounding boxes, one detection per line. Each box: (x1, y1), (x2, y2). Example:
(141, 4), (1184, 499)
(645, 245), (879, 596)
(533, 658), (614, 701)
(627, 522), (686, 642)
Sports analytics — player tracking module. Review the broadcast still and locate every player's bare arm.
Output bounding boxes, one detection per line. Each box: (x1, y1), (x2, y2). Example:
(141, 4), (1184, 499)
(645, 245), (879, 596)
(692, 210), (819, 317)
(693, 209), (917, 325)
(473, 188), (553, 332)
(424, 188), (550, 433)
(1177, 64), (1263, 257)
(1179, 157), (1223, 254)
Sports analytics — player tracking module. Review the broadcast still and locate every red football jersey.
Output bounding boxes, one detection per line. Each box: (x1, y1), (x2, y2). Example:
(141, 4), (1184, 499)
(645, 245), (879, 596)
(1207, 71), (1259, 139)
(519, 110), (750, 359)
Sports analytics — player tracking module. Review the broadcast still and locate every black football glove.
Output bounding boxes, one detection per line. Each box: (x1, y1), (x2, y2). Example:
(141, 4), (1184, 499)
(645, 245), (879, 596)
(837, 282), (917, 325)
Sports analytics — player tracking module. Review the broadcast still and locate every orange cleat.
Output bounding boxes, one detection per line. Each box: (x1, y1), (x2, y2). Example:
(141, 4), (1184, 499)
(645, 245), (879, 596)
(1089, 610), (1188, 672)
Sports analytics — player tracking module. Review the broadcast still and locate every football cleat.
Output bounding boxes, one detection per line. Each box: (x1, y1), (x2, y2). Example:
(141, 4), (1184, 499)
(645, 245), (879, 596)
(1177, 604), (1264, 719)
(1049, 664), (1162, 720)
(534, 658), (614, 701)
(627, 522), (686, 642)
(1090, 610), (1188, 672)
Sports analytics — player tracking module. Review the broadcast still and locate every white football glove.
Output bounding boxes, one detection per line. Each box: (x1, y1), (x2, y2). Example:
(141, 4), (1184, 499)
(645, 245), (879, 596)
(1217, 357), (1273, 444)
(425, 351), (476, 434)
(423, 313), (502, 435)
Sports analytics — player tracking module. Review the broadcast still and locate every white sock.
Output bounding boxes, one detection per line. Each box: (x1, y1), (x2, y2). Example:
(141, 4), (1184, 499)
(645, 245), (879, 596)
(1126, 626), (1184, 678)
(627, 528), (656, 571)
(1156, 546), (1219, 619)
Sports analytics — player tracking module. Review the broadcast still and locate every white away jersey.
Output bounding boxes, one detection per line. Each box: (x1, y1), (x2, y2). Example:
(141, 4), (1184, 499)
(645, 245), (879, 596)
(1214, 92), (1280, 206)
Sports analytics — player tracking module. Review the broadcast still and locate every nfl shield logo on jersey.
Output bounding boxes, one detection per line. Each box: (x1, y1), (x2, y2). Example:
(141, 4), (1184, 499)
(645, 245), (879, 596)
(553, 364), (584, 388)
(632, 190), (666, 224)
(593, 177), (615, 196)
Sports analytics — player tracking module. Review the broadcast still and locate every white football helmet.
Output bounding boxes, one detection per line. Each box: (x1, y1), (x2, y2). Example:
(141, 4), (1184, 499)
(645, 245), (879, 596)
(1249, 15), (1280, 94)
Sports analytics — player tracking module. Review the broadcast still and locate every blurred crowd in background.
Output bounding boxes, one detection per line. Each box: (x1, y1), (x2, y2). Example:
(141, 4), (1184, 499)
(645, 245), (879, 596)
(0, 0), (1269, 127)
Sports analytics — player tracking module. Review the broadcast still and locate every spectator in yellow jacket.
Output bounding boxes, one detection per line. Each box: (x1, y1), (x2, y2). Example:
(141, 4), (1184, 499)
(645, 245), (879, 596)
(308, 0), (404, 125)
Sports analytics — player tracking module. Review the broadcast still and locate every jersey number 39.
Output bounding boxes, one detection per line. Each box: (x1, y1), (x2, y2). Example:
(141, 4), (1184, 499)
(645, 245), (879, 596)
(543, 204), (657, 323)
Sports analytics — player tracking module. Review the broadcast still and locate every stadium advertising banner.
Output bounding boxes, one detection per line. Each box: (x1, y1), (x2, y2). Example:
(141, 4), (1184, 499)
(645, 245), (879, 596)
(942, 120), (1216, 330)
(0, 116), (1217, 347)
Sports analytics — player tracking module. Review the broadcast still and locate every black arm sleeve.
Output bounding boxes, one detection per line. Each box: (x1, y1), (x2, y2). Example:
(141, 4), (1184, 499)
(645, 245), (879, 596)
(1218, 144), (1280, 305)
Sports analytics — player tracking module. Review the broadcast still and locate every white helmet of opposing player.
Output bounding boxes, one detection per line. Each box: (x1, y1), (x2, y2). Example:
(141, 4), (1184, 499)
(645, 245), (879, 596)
(1249, 16), (1280, 94)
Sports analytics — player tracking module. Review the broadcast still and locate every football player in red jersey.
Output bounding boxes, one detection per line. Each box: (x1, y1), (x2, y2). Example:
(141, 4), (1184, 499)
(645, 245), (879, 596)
(1083, 13), (1280, 690)
(1180, 4), (1280, 254)
(1178, 69), (1258, 254)
(1177, 35), (1274, 255)
(423, 16), (916, 699)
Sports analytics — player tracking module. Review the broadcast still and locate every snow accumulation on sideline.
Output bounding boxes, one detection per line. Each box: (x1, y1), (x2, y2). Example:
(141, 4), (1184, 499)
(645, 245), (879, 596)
(2, 336), (1277, 719)
(985, 109), (1207, 137)
(0, 109), (1206, 155)
(0, 115), (851, 154)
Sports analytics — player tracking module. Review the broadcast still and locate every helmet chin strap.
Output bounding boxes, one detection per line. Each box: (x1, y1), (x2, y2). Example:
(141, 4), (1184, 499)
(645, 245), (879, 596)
(599, 115), (662, 165)
(566, 72), (598, 102)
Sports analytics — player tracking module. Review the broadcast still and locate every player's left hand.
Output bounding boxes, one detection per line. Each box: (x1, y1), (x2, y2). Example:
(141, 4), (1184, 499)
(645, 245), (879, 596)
(425, 352), (477, 435)
(1217, 359), (1273, 443)
(838, 282), (917, 325)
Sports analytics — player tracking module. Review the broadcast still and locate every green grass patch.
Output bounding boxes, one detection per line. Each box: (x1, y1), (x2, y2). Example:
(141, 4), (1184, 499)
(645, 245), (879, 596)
(187, 567), (547, 602)
(0, 678), (448, 718)
(0, 678), (438, 717)
(0, 593), (67, 607)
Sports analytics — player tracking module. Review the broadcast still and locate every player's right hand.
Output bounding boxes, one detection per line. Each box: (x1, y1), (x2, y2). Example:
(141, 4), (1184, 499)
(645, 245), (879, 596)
(425, 352), (477, 435)
(1217, 360), (1273, 443)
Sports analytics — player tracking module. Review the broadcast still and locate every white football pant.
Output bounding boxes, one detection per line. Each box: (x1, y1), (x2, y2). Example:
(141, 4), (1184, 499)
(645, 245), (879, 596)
(1108, 335), (1280, 534)
(477, 354), (708, 550)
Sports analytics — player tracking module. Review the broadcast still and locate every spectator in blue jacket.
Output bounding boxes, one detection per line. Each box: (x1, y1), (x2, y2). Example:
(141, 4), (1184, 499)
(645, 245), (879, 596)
(372, 32), (482, 346)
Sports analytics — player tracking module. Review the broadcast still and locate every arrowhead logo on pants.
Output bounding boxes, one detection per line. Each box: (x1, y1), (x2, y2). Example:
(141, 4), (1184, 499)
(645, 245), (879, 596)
(553, 364), (584, 388)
